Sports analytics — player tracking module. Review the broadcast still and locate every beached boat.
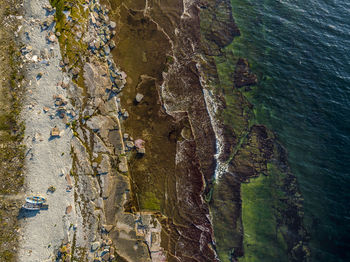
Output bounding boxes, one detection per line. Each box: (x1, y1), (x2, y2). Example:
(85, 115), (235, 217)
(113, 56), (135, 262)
(22, 195), (46, 210)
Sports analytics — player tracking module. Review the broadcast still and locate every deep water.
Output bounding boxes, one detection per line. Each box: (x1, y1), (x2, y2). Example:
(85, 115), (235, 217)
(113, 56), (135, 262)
(229, 0), (350, 261)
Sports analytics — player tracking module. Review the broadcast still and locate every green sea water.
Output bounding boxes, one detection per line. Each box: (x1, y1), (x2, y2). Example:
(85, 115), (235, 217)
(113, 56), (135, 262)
(226, 0), (350, 261)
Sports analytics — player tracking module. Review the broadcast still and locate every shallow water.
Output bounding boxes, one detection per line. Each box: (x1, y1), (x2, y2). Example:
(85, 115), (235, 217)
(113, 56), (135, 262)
(230, 0), (350, 261)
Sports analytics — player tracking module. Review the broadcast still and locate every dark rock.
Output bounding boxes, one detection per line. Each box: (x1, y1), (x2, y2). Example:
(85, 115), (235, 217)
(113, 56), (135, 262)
(233, 58), (258, 88)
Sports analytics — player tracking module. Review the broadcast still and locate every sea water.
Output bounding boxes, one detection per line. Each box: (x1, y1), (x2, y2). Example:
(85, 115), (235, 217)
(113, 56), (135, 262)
(230, 0), (350, 261)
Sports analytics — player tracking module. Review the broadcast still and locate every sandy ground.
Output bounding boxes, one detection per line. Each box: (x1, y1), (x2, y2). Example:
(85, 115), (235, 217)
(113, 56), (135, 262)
(18, 0), (78, 261)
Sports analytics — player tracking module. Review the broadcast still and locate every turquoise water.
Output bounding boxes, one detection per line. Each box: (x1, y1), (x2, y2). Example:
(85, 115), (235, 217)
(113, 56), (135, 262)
(230, 0), (350, 261)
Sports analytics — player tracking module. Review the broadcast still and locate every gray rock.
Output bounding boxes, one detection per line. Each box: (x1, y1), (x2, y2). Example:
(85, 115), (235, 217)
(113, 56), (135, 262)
(84, 62), (112, 98)
(86, 115), (115, 140)
(91, 241), (100, 251)
(135, 93), (144, 103)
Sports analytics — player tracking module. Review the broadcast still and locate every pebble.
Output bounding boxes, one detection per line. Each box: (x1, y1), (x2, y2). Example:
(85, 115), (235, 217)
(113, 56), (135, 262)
(32, 55), (38, 62)
(137, 147), (146, 154)
(103, 45), (110, 55)
(91, 241), (100, 252)
(126, 141), (134, 148)
(109, 40), (115, 50)
(109, 21), (116, 29)
(48, 34), (56, 42)
(135, 93), (144, 103)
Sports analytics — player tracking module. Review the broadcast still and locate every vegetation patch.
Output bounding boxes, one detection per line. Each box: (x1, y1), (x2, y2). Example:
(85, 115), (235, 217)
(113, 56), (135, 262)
(0, 0), (25, 260)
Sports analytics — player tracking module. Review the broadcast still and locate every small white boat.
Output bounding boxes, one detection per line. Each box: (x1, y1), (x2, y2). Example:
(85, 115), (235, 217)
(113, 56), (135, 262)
(22, 195), (46, 210)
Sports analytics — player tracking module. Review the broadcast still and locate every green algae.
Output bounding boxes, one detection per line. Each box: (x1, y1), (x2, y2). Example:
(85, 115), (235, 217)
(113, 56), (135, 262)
(139, 191), (161, 211)
(240, 163), (289, 262)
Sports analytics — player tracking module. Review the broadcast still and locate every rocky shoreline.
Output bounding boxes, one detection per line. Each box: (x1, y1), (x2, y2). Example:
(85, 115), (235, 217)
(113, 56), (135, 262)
(0, 0), (310, 261)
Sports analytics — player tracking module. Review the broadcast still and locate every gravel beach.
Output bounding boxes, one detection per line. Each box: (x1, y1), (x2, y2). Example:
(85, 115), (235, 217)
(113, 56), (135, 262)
(18, 1), (77, 261)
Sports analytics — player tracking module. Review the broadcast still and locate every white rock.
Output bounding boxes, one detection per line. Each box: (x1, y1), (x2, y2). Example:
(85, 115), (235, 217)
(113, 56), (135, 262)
(135, 93), (144, 103)
(109, 21), (116, 29)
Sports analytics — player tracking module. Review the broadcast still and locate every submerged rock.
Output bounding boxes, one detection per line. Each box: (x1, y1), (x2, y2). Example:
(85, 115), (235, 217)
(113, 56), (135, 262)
(135, 93), (144, 103)
(233, 58), (258, 88)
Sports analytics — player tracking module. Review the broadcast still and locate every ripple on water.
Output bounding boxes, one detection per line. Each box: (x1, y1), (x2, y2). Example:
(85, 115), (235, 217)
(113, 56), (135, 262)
(231, 0), (350, 260)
